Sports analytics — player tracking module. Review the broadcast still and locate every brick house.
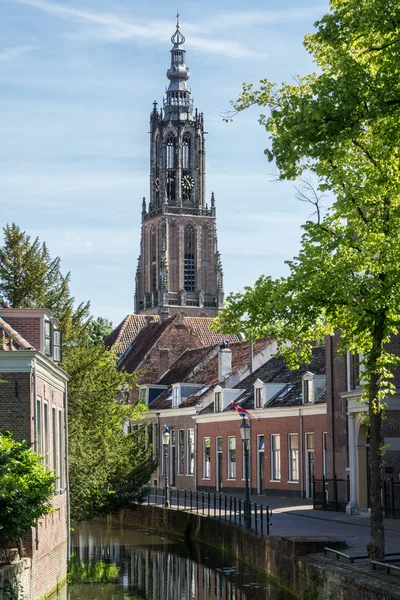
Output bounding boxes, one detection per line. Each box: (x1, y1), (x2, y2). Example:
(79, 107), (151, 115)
(134, 339), (276, 490)
(326, 334), (400, 514)
(0, 307), (69, 599)
(195, 346), (327, 498)
(114, 313), (240, 403)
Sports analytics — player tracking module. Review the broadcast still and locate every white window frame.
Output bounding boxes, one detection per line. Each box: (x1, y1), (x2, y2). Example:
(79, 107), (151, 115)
(288, 433), (299, 482)
(203, 437), (211, 479)
(187, 429), (194, 475)
(215, 391), (222, 413)
(172, 385), (180, 408)
(228, 436), (236, 480)
(178, 429), (185, 475)
(271, 434), (281, 481)
(43, 400), (49, 470)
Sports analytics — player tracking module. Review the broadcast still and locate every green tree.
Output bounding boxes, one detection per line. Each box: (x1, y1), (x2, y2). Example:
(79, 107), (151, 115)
(0, 223), (90, 342)
(0, 431), (56, 560)
(62, 344), (156, 521)
(85, 317), (113, 347)
(216, 0), (400, 557)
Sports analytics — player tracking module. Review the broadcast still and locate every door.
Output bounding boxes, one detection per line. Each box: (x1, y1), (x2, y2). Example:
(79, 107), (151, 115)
(216, 437), (223, 492)
(257, 435), (265, 495)
(305, 433), (315, 498)
(170, 430), (176, 487)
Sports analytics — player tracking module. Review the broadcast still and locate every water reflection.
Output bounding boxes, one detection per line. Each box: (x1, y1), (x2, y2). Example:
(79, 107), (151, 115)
(68, 521), (293, 600)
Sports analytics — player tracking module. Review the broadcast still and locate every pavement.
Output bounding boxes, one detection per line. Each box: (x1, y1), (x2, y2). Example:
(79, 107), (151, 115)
(247, 492), (400, 555)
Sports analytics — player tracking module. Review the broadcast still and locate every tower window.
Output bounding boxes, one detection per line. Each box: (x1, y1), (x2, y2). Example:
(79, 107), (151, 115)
(151, 227), (157, 291)
(182, 133), (190, 169)
(184, 224), (196, 293)
(167, 134), (175, 169)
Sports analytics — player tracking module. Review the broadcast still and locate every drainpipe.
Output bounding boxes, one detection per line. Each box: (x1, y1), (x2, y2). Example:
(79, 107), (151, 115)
(249, 341), (253, 374)
(299, 409), (304, 497)
(33, 359), (39, 550)
(194, 418), (198, 491)
(330, 336), (336, 476)
(64, 382), (71, 561)
(156, 412), (161, 484)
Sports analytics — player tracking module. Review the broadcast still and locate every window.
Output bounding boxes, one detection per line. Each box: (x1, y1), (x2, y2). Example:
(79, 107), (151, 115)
(138, 388), (146, 405)
(36, 398), (42, 456)
(44, 321), (52, 356)
(271, 435), (281, 481)
(167, 134), (175, 169)
(228, 437), (236, 479)
(172, 386), (180, 408)
(288, 434), (299, 482)
(53, 330), (62, 362)
(151, 227), (157, 291)
(323, 432), (328, 478)
(184, 224), (196, 293)
(306, 433), (314, 451)
(58, 410), (64, 491)
(52, 407), (58, 491)
(302, 377), (313, 404)
(182, 134), (190, 169)
(203, 437), (211, 479)
(215, 391), (222, 412)
(44, 402), (49, 469)
(255, 387), (262, 408)
(178, 430), (185, 474)
(187, 429), (194, 475)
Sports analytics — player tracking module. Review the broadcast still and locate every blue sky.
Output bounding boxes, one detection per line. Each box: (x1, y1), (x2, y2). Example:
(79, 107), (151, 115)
(0, 0), (330, 326)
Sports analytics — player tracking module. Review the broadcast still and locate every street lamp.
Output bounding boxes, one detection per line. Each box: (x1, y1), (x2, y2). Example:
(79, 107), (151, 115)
(161, 426), (170, 507)
(239, 416), (251, 529)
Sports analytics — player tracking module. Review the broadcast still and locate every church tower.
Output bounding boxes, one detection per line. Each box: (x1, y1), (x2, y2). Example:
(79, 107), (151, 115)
(134, 17), (224, 317)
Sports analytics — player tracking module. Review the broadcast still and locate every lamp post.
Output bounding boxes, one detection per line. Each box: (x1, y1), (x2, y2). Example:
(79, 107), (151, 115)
(239, 416), (251, 529)
(161, 426), (170, 507)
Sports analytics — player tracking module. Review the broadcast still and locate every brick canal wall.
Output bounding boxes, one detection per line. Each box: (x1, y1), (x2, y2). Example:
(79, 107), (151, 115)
(113, 506), (400, 600)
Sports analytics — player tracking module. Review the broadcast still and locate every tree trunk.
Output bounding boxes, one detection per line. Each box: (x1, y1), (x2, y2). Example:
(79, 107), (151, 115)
(367, 320), (385, 559)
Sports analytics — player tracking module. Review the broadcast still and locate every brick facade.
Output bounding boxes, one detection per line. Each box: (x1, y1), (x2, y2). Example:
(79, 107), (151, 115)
(196, 412), (327, 497)
(0, 310), (69, 599)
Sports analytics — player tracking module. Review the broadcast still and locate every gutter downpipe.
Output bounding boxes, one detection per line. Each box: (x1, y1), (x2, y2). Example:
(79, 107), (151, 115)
(64, 381), (71, 561)
(33, 359), (39, 550)
(331, 336), (336, 476)
(299, 409), (304, 497)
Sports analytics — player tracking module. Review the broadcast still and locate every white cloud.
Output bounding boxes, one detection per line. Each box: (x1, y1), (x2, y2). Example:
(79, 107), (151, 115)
(10, 0), (318, 59)
(0, 45), (39, 61)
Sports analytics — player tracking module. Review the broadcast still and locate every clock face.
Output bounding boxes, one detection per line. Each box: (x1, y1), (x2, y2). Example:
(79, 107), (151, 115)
(155, 178), (160, 192)
(182, 175), (194, 190)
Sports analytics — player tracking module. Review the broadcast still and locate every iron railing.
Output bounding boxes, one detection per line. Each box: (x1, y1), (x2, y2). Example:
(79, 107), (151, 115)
(313, 475), (350, 512)
(383, 478), (400, 519)
(147, 487), (272, 536)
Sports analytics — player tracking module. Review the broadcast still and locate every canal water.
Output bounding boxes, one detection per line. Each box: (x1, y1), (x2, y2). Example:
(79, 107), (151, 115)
(67, 521), (295, 600)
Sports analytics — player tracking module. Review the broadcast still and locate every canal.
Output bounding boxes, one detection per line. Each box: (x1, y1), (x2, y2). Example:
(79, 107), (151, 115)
(67, 521), (295, 600)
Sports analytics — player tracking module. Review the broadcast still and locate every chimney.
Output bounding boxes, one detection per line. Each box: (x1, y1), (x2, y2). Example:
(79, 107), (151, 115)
(218, 341), (232, 382)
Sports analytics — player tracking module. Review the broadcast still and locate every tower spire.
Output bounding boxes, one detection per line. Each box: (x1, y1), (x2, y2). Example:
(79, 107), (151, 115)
(164, 16), (191, 121)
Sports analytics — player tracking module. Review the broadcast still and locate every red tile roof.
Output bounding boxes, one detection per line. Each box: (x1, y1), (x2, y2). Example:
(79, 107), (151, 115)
(157, 345), (215, 385)
(118, 316), (175, 373)
(187, 338), (271, 386)
(0, 317), (35, 351)
(107, 313), (240, 356)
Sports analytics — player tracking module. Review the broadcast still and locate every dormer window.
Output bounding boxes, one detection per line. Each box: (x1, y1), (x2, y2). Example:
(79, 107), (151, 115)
(303, 378), (313, 404)
(53, 329), (62, 363)
(44, 320), (52, 356)
(172, 385), (180, 408)
(254, 378), (264, 408)
(302, 372), (326, 404)
(215, 392), (222, 413)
